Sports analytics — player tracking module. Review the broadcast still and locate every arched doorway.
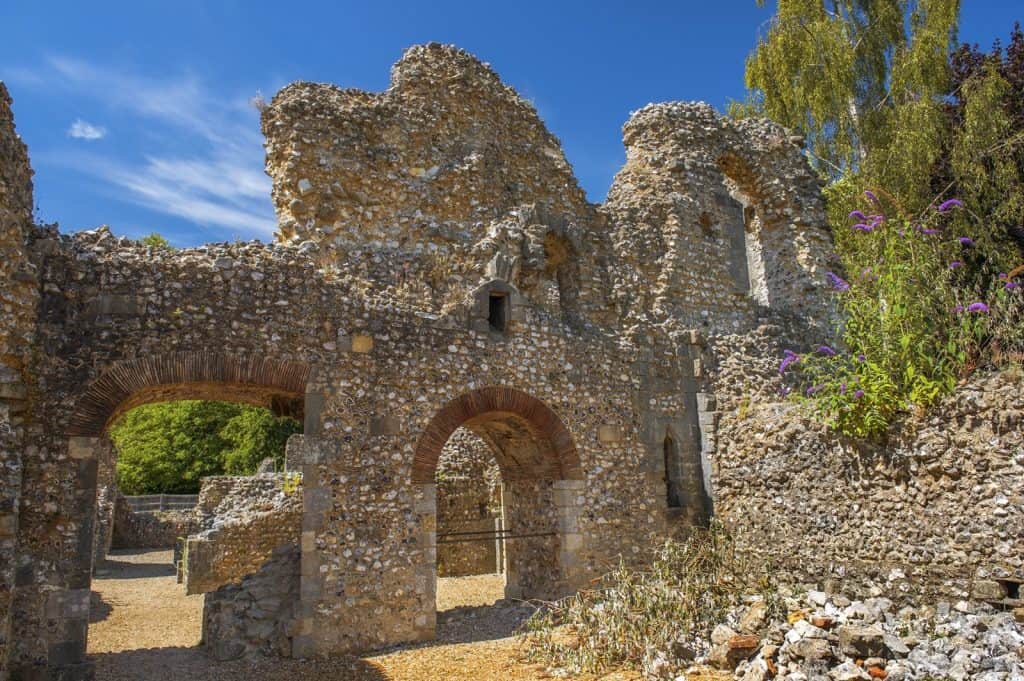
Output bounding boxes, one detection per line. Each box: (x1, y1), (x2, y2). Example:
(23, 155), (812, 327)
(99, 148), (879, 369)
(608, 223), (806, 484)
(64, 351), (314, 666)
(413, 386), (584, 618)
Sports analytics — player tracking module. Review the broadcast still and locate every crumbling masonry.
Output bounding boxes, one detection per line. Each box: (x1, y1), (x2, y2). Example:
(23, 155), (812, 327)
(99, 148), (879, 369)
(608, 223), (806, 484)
(0, 43), (1018, 681)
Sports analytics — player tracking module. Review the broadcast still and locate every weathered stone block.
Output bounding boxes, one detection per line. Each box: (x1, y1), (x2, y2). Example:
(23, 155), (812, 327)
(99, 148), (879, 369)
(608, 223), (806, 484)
(597, 424), (623, 443)
(370, 414), (400, 436)
(351, 335), (373, 353)
(67, 437), (97, 460)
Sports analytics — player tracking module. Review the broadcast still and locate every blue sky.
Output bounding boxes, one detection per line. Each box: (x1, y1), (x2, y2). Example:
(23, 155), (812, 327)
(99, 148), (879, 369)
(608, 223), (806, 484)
(0, 1), (1020, 246)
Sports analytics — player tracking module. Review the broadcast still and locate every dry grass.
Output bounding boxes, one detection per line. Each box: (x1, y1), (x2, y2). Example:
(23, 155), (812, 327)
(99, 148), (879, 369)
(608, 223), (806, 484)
(523, 523), (777, 677)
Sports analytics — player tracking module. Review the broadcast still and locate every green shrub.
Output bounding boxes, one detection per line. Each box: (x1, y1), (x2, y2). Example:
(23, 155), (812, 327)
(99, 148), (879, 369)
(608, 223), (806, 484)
(784, 192), (1022, 437)
(140, 232), (172, 249)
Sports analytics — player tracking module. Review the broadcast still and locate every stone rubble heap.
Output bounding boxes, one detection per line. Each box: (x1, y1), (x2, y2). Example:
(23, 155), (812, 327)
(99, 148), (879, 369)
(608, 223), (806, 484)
(681, 591), (1024, 681)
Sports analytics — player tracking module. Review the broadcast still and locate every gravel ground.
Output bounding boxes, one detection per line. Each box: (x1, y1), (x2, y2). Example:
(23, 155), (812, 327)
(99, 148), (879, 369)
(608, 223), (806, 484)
(88, 548), (623, 681)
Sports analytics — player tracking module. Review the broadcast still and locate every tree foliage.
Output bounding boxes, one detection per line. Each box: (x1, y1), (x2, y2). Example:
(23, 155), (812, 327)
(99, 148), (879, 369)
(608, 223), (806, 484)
(741, 0), (958, 210)
(740, 4), (1024, 436)
(783, 196), (1021, 438)
(110, 400), (301, 494)
(940, 24), (1024, 257)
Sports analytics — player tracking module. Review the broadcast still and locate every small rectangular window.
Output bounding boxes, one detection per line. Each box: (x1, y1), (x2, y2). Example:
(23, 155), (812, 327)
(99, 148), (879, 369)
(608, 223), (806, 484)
(664, 436), (681, 509)
(488, 294), (506, 332)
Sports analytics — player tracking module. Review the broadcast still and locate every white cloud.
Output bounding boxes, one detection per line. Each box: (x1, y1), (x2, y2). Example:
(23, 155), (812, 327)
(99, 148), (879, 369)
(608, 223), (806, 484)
(13, 56), (276, 239)
(67, 119), (106, 140)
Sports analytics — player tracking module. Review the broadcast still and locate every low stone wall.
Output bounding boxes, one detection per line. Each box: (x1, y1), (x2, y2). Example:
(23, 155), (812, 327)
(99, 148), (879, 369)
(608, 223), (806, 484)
(709, 329), (1024, 603)
(185, 474), (302, 594)
(193, 474), (292, 527)
(111, 494), (194, 550)
(437, 517), (501, 576)
(436, 428), (503, 577)
(202, 544), (299, 660)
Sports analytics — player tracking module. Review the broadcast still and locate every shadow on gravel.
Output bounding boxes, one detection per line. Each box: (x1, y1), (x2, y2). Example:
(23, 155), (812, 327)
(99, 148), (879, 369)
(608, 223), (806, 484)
(91, 647), (390, 681)
(434, 600), (537, 645)
(88, 591), (112, 624)
(94, 557), (176, 580)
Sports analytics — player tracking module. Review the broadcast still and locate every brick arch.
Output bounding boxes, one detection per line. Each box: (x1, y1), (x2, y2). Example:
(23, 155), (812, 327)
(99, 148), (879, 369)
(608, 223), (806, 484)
(67, 351), (313, 436)
(412, 386), (581, 484)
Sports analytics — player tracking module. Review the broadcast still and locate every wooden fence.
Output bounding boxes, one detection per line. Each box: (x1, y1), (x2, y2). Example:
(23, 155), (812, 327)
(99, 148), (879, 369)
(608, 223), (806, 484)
(123, 494), (199, 513)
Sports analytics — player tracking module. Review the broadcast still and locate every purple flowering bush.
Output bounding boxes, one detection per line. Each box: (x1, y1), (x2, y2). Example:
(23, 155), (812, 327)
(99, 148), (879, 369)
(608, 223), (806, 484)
(782, 191), (1023, 437)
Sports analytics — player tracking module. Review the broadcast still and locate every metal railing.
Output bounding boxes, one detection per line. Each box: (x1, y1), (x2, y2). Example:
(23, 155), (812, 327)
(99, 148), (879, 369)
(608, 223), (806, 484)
(123, 494), (198, 513)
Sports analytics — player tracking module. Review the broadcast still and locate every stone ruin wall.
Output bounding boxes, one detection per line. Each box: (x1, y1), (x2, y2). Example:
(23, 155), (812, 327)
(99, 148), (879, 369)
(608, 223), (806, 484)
(185, 474), (302, 595)
(705, 326), (1024, 607)
(602, 102), (833, 334)
(435, 428), (502, 577)
(2, 41), (1020, 679)
(260, 44), (611, 330)
(0, 83), (40, 681)
(201, 544), (300, 661)
(4, 217), (676, 675)
(109, 495), (194, 551)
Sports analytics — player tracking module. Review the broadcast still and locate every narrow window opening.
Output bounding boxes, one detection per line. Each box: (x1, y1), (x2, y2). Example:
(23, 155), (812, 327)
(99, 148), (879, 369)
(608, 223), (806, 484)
(488, 293), (507, 332)
(999, 579), (1021, 600)
(699, 212), (715, 238)
(664, 435), (681, 509)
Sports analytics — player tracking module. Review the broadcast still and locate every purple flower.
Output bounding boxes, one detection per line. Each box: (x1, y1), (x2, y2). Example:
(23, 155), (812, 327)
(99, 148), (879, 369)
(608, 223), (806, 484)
(864, 190), (881, 205)
(780, 385), (792, 397)
(849, 210), (867, 221)
(953, 305), (965, 313)
(853, 389), (864, 399)
(937, 198), (964, 213)
(853, 223), (875, 232)
(958, 236), (973, 246)
(857, 354), (866, 362)
(839, 383), (847, 394)
(1007, 281), (1020, 291)
(949, 261), (962, 269)
(779, 351), (799, 375)
(826, 271), (850, 292)
(916, 224), (940, 236)
(968, 302), (989, 313)
(806, 384), (824, 396)
(816, 345), (837, 356)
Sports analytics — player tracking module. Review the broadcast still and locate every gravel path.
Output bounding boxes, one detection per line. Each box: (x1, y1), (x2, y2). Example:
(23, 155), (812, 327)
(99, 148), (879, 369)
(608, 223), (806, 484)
(88, 548), (611, 681)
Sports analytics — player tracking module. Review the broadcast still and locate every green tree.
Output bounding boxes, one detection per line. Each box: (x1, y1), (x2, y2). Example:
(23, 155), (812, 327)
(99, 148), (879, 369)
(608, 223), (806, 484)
(739, 3), (1024, 436)
(110, 400), (300, 494)
(220, 407), (301, 474)
(740, 0), (959, 211)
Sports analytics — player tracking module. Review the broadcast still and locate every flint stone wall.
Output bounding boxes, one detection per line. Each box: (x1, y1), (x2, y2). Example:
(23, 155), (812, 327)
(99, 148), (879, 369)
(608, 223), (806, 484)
(708, 328), (1024, 604)
(602, 102), (833, 335)
(0, 82), (38, 681)
(110, 495), (194, 550)
(185, 474), (302, 595)
(1, 44), (841, 680)
(202, 544), (300, 661)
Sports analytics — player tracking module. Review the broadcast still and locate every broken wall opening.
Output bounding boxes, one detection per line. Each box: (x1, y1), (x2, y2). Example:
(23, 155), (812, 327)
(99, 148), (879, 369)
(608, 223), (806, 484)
(542, 232), (583, 329)
(435, 427), (504, 579)
(718, 154), (772, 308)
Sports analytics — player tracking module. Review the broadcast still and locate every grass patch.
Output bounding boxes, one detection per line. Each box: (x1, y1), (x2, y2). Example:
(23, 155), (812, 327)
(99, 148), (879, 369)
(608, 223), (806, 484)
(522, 522), (777, 676)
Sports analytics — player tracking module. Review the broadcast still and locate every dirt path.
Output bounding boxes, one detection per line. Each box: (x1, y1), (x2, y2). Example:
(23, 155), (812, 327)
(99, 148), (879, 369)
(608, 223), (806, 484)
(89, 548), (631, 681)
